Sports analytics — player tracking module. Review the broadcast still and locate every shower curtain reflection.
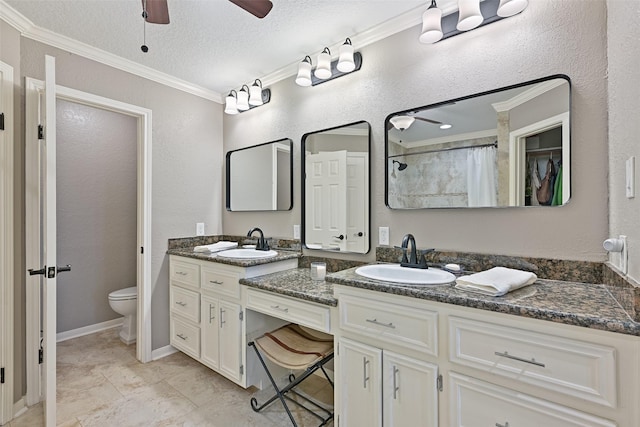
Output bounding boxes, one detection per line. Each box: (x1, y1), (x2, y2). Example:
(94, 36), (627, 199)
(467, 146), (498, 207)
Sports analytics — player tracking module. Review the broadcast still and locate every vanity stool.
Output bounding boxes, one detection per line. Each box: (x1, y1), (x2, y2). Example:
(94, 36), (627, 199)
(248, 323), (334, 427)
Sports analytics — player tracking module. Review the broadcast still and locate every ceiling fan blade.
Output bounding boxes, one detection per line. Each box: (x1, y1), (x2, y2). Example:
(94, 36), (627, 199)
(142, 0), (170, 24)
(229, 0), (273, 19)
(414, 116), (443, 125)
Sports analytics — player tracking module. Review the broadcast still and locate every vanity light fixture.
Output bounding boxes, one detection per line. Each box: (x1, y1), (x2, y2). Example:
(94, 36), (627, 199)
(314, 47), (333, 79)
(418, 0), (527, 44)
(295, 56), (313, 87)
(390, 115), (416, 131)
(420, 0), (443, 44)
(224, 82), (271, 115)
(296, 39), (363, 87)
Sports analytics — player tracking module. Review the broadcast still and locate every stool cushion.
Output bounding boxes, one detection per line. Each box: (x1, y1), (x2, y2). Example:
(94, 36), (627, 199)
(255, 324), (334, 370)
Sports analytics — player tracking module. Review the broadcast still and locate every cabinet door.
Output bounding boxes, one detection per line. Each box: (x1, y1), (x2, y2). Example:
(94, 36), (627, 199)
(338, 338), (382, 427)
(219, 300), (243, 383)
(200, 295), (219, 371)
(383, 351), (438, 427)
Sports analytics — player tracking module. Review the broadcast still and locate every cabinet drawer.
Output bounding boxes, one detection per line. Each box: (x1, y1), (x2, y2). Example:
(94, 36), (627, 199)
(449, 373), (616, 427)
(201, 265), (240, 299)
(449, 316), (617, 407)
(170, 258), (200, 289)
(170, 317), (200, 360)
(170, 285), (200, 323)
(246, 289), (331, 333)
(339, 293), (438, 356)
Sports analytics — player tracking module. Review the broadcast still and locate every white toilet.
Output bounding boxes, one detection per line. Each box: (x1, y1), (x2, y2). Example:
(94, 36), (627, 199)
(108, 286), (137, 345)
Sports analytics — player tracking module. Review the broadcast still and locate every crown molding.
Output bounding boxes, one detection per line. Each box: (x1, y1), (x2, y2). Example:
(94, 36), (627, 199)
(492, 79), (566, 112)
(0, 0), (223, 103)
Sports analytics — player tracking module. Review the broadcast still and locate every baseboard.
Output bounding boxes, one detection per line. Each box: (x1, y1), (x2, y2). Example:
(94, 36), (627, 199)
(12, 397), (27, 420)
(56, 318), (123, 342)
(151, 345), (178, 361)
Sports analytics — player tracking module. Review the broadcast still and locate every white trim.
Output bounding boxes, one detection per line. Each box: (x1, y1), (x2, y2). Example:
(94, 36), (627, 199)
(12, 397), (27, 420)
(151, 345), (179, 361)
(492, 79), (567, 112)
(56, 318), (123, 343)
(0, 60), (15, 426)
(0, 1), (221, 103)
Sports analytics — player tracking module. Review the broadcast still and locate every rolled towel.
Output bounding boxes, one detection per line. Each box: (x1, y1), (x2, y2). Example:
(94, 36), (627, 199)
(193, 241), (238, 253)
(455, 267), (537, 297)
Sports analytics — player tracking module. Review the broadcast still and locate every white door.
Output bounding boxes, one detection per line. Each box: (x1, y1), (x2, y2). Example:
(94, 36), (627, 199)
(26, 55), (59, 427)
(305, 150), (347, 250)
(218, 300), (242, 383)
(200, 295), (220, 371)
(346, 153), (368, 253)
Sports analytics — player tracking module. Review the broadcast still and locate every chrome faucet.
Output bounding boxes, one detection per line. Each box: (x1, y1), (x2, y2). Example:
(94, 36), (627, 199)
(399, 234), (434, 269)
(247, 227), (270, 251)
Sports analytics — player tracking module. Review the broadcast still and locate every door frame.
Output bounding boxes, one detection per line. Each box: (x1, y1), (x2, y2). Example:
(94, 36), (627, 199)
(25, 79), (153, 405)
(0, 60), (15, 426)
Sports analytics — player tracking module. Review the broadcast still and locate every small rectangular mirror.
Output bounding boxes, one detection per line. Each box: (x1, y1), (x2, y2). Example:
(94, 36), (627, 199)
(226, 138), (293, 211)
(302, 121), (370, 254)
(386, 75), (570, 209)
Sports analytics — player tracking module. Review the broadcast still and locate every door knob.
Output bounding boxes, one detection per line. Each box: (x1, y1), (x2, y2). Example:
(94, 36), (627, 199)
(332, 234), (345, 240)
(57, 264), (72, 273)
(354, 232), (364, 237)
(28, 267), (46, 276)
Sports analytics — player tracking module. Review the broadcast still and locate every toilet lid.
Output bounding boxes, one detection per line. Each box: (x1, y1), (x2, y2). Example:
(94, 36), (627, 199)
(109, 286), (137, 300)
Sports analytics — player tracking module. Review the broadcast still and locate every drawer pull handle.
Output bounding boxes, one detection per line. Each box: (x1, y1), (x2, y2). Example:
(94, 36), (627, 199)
(363, 357), (370, 389)
(494, 351), (546, 368)
(209, 280), (224, 285)
(176, 271), (188, 276)
(220, 308), (226, 328)
(365, 318), (396, 329)
(209, 304), (215, 323)
(270, 305), (289, 313)
(175, 301), (187, 307)
(392, 366), (399, 399)
(176, 333), (188, 340)
(496, 422), (510, 427)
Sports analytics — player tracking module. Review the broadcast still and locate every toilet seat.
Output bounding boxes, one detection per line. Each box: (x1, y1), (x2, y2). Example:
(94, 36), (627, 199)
(109, 286), (137, 301)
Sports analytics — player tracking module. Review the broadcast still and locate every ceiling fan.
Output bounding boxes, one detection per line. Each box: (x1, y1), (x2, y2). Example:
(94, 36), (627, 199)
(142, 0), (274, 24)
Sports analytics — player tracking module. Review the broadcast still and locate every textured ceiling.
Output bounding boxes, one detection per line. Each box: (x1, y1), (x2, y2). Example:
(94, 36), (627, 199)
(6, 0), (435, 96)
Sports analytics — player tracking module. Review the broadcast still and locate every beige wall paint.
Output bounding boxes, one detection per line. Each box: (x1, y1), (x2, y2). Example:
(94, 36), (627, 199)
(607, 0), (640, 283)
(223, 0), (609, 264)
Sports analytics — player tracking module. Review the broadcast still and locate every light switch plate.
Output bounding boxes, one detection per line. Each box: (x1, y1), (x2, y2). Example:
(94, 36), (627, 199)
(196, 222), (205, 236)
(626, 156), (635, 199)
(379, 227), (390, 246)
(293, 224), (300, 239)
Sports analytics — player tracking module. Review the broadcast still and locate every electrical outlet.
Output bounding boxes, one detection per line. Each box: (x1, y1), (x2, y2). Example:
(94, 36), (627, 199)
(196, 222), (205, 236)
(379, 227), (390, 246)
(293, 224), (301, 239)
(626, 157), (635, 199)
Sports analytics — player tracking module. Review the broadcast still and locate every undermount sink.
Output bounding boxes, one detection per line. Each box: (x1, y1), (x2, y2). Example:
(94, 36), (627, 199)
(216, 249), (278, 260)
(355, 264), (455, 286)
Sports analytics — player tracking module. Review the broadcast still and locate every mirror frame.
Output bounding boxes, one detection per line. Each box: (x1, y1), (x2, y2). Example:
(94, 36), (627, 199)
(302, 120), (372, 254)
(384, 74), (571, 209)
(226, 138), (294, 211)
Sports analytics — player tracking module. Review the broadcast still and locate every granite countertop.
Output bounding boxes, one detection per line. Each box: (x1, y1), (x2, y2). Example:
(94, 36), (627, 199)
(327, 267), (640, 337)
(167, 247), (301, 268)
(240, 268), (337, 307)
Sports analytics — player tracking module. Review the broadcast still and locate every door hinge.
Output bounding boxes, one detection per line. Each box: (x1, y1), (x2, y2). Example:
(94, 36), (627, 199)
(240, 365), (244, 375)
(39, 348), (43, 364)
(0, 112), (4, 130)
(239, 311), (243, 321)
(437, 374), (443, 392)
(38, 124), (44, 140)
(1, 367), (5, 384)
(140, 246), (144, 254)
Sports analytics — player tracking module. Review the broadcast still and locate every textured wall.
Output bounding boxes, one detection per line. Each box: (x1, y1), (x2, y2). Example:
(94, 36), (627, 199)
(223, 0), (609, 263)
(607, 0), (640, 282)
(56, 99), (137, 333)
(19, 39), (223, 353)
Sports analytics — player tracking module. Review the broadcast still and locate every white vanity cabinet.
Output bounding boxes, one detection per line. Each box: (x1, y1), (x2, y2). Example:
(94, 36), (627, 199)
(169, 254), (297, 388)
(335, 287), (440, 427)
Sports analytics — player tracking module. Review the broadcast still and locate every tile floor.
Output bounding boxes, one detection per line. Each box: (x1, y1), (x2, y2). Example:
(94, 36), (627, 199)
(9, 328), (334, 426)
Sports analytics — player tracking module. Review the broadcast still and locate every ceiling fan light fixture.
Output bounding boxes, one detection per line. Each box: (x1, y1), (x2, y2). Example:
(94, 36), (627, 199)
(237, 85), (250, 111)
(295, 56), (313, 87)
(419, 0), (443, 44)
(440, 123), (452, 130)
(314, 47), (332, 80)
(225, 90), (239, 115)
(497, 0), (528, 17)
(456, 0), (484, 31)
(390, 115), (415, 131)
(249, 79), (264, 106)
(337, 38), (356, 73)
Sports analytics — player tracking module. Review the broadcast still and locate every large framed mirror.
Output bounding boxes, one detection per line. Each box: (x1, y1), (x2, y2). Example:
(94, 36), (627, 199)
(226, 138), (293, 211)
(386, 75), (571, 209)
(302, 121), (371, 254)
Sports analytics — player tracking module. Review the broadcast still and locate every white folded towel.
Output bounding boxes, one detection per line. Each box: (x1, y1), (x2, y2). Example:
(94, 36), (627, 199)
(193, 241), (238, 253)
(455, 267), (537, 297)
